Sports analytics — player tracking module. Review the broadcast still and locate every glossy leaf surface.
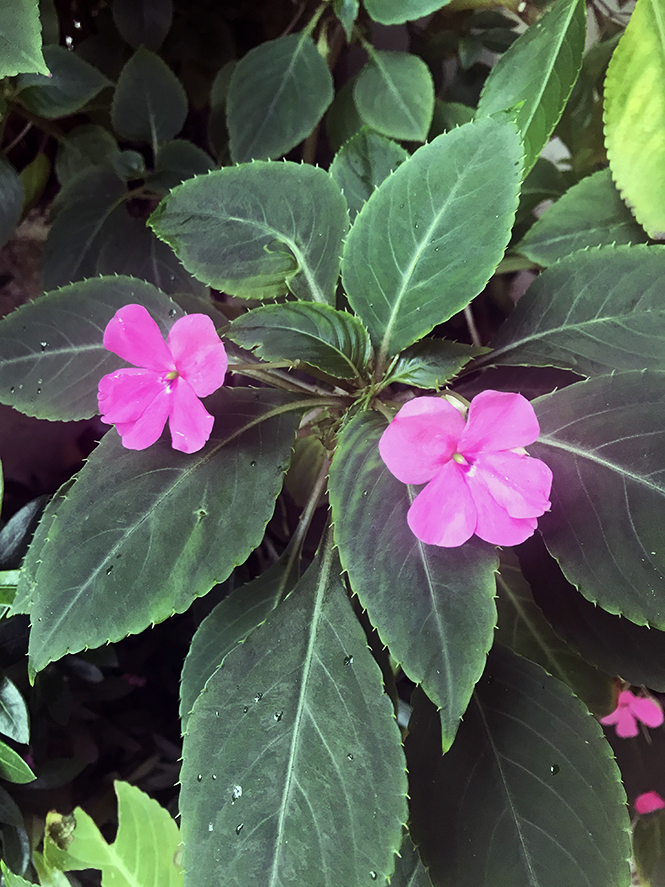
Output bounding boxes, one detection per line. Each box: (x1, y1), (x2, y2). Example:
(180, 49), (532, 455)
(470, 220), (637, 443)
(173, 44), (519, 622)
(0, 740), (35, 784)
(364, 0), (451, 25)
(0, 677), (29, 744)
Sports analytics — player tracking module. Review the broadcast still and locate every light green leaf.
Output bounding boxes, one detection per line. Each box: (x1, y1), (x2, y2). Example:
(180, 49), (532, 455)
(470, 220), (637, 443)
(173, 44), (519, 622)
(333, 0), (359, 40)
(484, 245), (665, 375)
(1, 861), (38, 887)
(111, 47), (187, 148)
(0, 0), (49, 77)
(341, 117), (521, 365)
(227, 302), (371, 379)
(179, 539), (407, 886)
(0, 740), (35, 784)
(0, 677), (29, 744)
(0, 157), (24, 252)
(227, 33), (334, 162)
(149, 162), (348, 304)
(0, 276), (183, 421)
(517, 168), (649, 265)
(328, 411), (498, 751)
(353, 50), (434, 142)
(364, 0), (451, 25)
(476, 0), (586, 175)
(20, 389), (303, 673)
(604, 0), (665, 239)
(111, 0), (173, 51)
(329, 128), (408, 222)
(55, 124), (119, 187)
(17, 45), (109, 118)
(383, 338), (486, 389)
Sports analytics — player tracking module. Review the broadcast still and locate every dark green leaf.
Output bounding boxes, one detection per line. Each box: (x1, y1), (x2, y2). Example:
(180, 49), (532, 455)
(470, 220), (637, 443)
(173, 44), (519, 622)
(389, 833), (433, 887)
(0, 276), (182, 421)
(353, 51), (434, 142)
(325, 77), (364, 153)
(227, 302), (371, 379)
(383, 339), (486, 389)
(19, 152), (50, 213)
(0, 786), (23, 828)
(111, 0), (173, 51)
(20, 389), (304, 673)
(532, 371), (665, 628)
(55, 124), (119, 187)
(0, 740), (35, 784)
(634, 810), (665, 887)
(208, 62), (235, 161)
(0, 677), (29, 744)
(109, 149), (146, 180)
(333, 0), (359, 41)
(364, 0), (452, 25)
(329, 129), (408, 222)
(149, 162), (348, 304)
(180, 539), (407, 886)
(341, 117), (521, 365)
(516, 156), (568, 223)
(329, 411), (498, 751)
(484, 245), (665, 375)
(0, 0), (48, 77)
(147, 139), (216, 194)
(17, 45), (109, 118)
(111, 47), (187, 148)
(0, 157), (24, 252)
(428, 99), (475, 138)
(406, 648), (631, 887)
(476, 0), (586, 175)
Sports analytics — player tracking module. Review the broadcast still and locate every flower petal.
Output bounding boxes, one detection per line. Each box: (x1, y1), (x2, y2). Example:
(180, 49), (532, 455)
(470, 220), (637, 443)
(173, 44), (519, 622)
(114, 390), (171, 450)
(465, 468), (539, 545)
(98, 368), (166, 424)
(459, 390), (541, 454)
(473, 451), (553, 519)
(629, 696), (664, 729)
(168, 314), (228, 397)
(168, 377), (214, 453)
(613, 708), (639, 738)
(103, 304), (174, 371)
(635, 792), (665, 815)
(407, 461), (477, 547)
(379, 397), (466, 485)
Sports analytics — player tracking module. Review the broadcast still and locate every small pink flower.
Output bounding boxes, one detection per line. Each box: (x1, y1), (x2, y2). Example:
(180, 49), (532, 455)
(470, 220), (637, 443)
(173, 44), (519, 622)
(600, 689), (663, 738)
(635, 791), (665, 815)
(98, 304), (227, 454)
(378, 390), (553, 547)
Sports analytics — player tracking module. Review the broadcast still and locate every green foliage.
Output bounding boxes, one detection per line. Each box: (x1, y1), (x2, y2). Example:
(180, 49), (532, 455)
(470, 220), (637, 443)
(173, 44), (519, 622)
(0, 677), (29, 744)
(364, 0), (451, 25)
(333, 0), (359, 40)
(0, 156), (24, 251)
(390, 834), (433, 887)
(148, 139), (215, 193)
(0, 740), (35, 784)
(17, 45), (109, 118)
(111, 0), (174, 52)
(382, 339), (486, 389)
(1, 861), (38, 887)
(0, 0), (48, 77)
(633, 809), (665, 886)
(55, 124), (119, 186)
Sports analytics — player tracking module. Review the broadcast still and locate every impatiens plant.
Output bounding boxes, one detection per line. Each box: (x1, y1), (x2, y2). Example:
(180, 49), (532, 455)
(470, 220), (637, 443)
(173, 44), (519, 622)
(2, 0), (665, 884)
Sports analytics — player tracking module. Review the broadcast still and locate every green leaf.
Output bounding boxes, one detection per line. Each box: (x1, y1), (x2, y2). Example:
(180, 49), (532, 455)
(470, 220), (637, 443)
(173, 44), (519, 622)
(0, 0), (48, 77)
(333, 0), (359, 41)
(111, 0), (173, 51)
(0, 276), (183, 421)
(0, 740), (35, 784)
(111, 47), (187, 148)
(353, 51), (434, 142)
(146, 139), (216, 194)
(208, 61), (234, 162)
(428, 99), (475, 138)
(227, 302), (371, 379)
(149, 162), (348, 304)
(364, 0), (451, 25)
(0, 786), (23, 827)
(604, 0), (665, 239)
(0, 157), (24, 252)
(55, 124), (119, 187)
(389, 833), (433, 887)
(19, 151), (50, 213)
(1, 861), (38, 887)
(515, 156), (568, 224)
(634, 809), (665, 886)
(383, 338), (486, 389)
(17, 45), (109, 118)
(41, 166), (128, 291)
(476, 0), (586, 175)
(45, 781), (183, 886)
(532, 371), (665, 629)
(325, 77), (364, 154)
(179, 538), (407, 886)
(180, 548), (300, 732)
(516, 168), (649, 265)
(495, 554), (615, 715)
(484, 245), (665, 375)
(227, 33), (333, 163)
(406, 647), (631, 887)
(0, 677), (29, 744)
(341, 117), (521, 365)
(329, 411), (498, 751)
(329, 128), (408, 222)
(20, 389), (303, 673)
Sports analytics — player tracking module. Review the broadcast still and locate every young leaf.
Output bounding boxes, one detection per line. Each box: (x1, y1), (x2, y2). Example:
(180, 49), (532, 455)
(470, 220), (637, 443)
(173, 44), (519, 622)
(0, 677), (29, 744)
(383, 339), (485, 389)
(329, 411), (498, 752)
(353, 51), (434, 142)
(341, 117), (521, 366)
(227, 302), (371, 379)
(333, 0), (359, 40)
(329, 129), (408, 222)
(55, 124), (119, 187)
(111, 0), (174, 51)
(364, 0), (451, 25)
(149, 162), (348, 304)
(227, 33), (334, 162)
(604, 0), (665, 239)
(0, 276), (183, 421)
(179, 539), (407, 887)
(111, 47), (187, 148)
(0, 740), (35, 784)
(21, 389), (304, 673)
(406, 647), (631, 887)
(532, 371), (665, 629)
(476, 0), (586, 175)
(0, 0), (48, 77)
(0, 861), (38, 887)
(0, 157), (24, 252)
(17, 45), (109, 118)
(516, 168), (649, 265)
(484, 245), (665, 375)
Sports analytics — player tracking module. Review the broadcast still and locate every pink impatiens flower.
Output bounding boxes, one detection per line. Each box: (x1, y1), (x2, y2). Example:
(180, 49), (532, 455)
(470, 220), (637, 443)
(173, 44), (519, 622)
(599, 689), (663, 738)
(635, 791), (665, 815)
(98, 304), (227, 454)
(378, 390), (553, 547)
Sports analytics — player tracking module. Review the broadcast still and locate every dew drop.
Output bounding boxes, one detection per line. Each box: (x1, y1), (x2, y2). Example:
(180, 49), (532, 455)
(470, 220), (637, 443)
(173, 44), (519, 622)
(168, 308), (177, 317)
(208, 822), (214, 832)
(18, 384), (23, 390)
(370, 872), (377, 881)
(9, 387), (14, 394)
(232, 785), (242, 800)
(361, 490), (368, 498)
(40, 342), (48, 351)
(347, 753), (354, 761)
(197, 774), (203, 782)
(211, 774), (217, 781)
(414, 223), (419, 229)
(550, 764), (560, 776)
(105, 565), (113, 575)
(274, 710), (283, 722)
(343, 655), (353, 666)
(243, 706), (248, 713)
(249, 460), (256, 467)
(36, 388), (41, 395)
(37, 378), (42, 384)
(253, 692), (263, 703)
(235, 823), (244, 835)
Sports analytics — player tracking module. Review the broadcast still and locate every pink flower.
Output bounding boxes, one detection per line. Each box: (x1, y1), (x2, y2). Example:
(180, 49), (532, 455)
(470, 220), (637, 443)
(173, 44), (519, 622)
(378, 390), (553, 547)
(600, 689), (663, 738)
(635, 791), (665, 815)
(98, 304), (227, 454)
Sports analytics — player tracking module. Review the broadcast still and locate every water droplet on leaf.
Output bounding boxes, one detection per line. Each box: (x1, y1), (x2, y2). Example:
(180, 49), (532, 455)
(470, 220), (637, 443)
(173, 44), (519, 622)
(361, 491), (368, 498)
(249, 460), (256, 467)
(235, 823), (244, 835)
(343, 655), (353, 666)
(169, 308), (177, 317)
(197, 774), (203, 782)
(40, 342), (48, 351)
(243, 706), (248, 713)
(105, 565), (113, 575)
(232, 785), (242, 800)
(274, 711), (283, 722)
(550, 764), (560, 775)
(253, 692), (263, 702)
(347, 753), (354, 761)
(370, 872), (377, 881)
